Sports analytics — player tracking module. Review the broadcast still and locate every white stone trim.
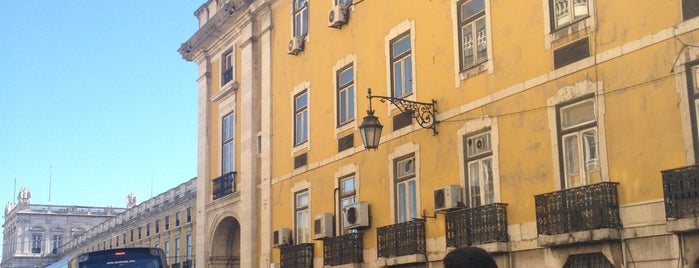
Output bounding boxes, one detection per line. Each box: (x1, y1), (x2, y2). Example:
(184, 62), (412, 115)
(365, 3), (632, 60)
(456, 116), (502, 204)
(384, 20), (417, 116)
(672, 43), (699, 165)
(291, 81), (311, 155)
(332, 54), (358, 137)
(546, 80), (609, 190)
(387, 142), (421, 223)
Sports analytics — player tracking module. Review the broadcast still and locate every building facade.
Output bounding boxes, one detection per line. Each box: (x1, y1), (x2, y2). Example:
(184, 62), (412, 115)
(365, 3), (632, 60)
(181, 0), (699, 267)
(59, 178), (197, 268)
(2, 188), (125, 268)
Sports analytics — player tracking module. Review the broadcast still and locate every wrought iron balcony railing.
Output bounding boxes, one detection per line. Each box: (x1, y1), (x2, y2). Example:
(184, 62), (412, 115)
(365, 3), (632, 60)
(377, 219), (426, 258)
(212, 172), (236, 200)
(535, 182), (621, 235)
(662, 165), (699, 219)
(280, 243), (314, 268)
(171, 263), (180, 268)
(446, 203), (508, 248)
(323, 233), (363, 266)
(182, 260), (192, 268)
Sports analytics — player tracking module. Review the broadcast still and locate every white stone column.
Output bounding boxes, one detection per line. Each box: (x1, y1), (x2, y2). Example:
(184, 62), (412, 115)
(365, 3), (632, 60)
(194, 54), (211, 268)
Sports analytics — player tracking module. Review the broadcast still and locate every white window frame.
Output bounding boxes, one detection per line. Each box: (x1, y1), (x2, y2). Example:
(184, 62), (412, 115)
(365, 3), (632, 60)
(333, 54), (358, 136)
(388, 142), (421, 224)
(31, 234), (42, 253)
(451, 0), (493, 87)
(222, 112), (235, 174)
(185, 234), (192, 260)
(291, 82), (311, 153)
(294, 190), (310, 244)
(221, 48), (234, 86)
(547, 80), (609, 190)
(384, 20), (417, 113)
(559, 99), (600, 188)
(335, 164), (359, 234)
(292, 0), (309, 38)
(542, 0), (597, 50)
(457, 117), (501, 207)
(294, 90), (309, 146)
(174, 237), (181, 263)
(336, 64), (356, 128)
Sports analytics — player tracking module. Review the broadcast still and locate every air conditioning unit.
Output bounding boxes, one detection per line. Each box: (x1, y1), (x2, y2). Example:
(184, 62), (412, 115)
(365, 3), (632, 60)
(313, 213), (334, 239)
(273, 228), (291, 247)
(343, 202), (369, 230)
(434, 185), (462, 212)
(287, 36), (304, 55)
(328, 4), (348, 28)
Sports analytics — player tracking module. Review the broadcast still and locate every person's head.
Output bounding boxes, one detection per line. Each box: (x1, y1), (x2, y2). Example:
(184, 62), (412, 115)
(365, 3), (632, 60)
(443, 246), (498, 268)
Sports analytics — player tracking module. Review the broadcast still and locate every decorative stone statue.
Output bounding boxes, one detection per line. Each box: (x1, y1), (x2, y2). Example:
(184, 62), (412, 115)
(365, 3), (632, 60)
(127, 192), (137, 208)
(17, 187), (31, 204)
(4, 201), (14, 215)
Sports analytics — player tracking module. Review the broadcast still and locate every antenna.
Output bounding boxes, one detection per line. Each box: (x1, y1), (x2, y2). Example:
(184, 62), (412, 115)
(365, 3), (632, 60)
(49, 165), (53, 203)
(13, 178), (17, 202)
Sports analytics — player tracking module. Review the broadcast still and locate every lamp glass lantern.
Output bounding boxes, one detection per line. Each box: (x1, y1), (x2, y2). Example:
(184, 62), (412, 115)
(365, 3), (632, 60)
(359, 110), (383, 150)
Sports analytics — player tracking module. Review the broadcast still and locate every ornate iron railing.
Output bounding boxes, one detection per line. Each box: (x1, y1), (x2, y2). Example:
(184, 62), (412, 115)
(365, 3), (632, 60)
(182, 260), (192, 268)
(280, 243), (314, 268)
(535, 182), (621, 235)
(171, 263), (180, 268)
(662, 165), (699, 219)
(323, 233), (363, 266)
(377, 219), (426, 258)
(445, 203), (508, 248)
(212, 172), (236, 200)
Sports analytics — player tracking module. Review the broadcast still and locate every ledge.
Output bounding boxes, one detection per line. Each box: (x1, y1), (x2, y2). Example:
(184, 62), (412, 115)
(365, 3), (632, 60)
(376, 254), (426, 267)
(666, 216), (699, 233)
(324, 263), (363, 268)
(537, 228), (620, 247)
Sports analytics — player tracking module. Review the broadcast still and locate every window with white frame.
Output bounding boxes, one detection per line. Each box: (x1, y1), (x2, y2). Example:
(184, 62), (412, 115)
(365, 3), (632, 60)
(558, 98), (600, 188)
(394, 154), (417, 223)
(458, 0), (487, 70)
(186, 207), (192, 223)
(464, 130), (494, 207)
(337, 65), (355, 127)
(175, 212), (181, 227)
(31, 234), (41, 253)
(339, 175), (356, 233)
(295, 190), (310, 244)
(185, 234), (192, 260)
(164, 241), (170, 260)
(221, 49), (234, 86)
(52, 235), (62, 254)
(293, 0), (309, 37)
(687, 63), (699, 161)
(335, 0), (351, 5)
(222, 112), (235, 173)
(550, 0), (589, 31)
(174, 237), (181, 263)
(294, 90), (309, 146)
(390, 33), (413, 98)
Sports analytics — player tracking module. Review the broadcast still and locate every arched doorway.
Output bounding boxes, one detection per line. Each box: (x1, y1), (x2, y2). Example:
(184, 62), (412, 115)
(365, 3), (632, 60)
(209, 217), (241, 268)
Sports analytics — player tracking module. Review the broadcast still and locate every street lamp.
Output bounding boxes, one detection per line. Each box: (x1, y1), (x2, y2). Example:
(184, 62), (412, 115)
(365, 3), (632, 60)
(358, 88), (438, 150)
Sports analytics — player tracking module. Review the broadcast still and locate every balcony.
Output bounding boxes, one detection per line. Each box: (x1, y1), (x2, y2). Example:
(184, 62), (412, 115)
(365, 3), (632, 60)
(212, 172), (236, 200)
(662, 165), (699, 232)
(534, 182), (621, 247)
(445, 203), (508, 252)
(323, 233), (363, 266)
(171, 263), (180, 268)
(182, 260), (192, 268)
(376, 219), (426, 266)
(280, 243), (314, 268)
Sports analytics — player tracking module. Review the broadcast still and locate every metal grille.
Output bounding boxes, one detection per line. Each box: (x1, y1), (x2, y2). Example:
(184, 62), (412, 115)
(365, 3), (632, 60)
(212, 172), (236, 200)
(445, 203), (508, 248)
(535, 182), (621, 235)
(377, 219), (426, 258)
(683, 0), (699, 20)
(662, 165), (699, 219)
(280, 243), (314, 268)
(323, 233), (363, 266)
(553, 37), (590, 69)
(338, 134), (354, 152)
(563, 253), (613, 268)
(294, 153), (308, 169)
(392, 111), (413, 131)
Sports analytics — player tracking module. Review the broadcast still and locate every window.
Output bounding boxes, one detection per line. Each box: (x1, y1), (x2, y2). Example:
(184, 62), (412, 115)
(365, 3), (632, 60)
(295, 190), (310, 244)
(394, 154), (417, 223)
(390, 34), (413, 98)
(293, 0), (309, 37)
(458, 0), (487, 70)
(52, 235), (62, 254)
(558, 98), (600, 188)
(138, 227), (142, 239)
(186, 234), (192, 260)
(155, 220), (160, 234)
(339, 175), (357, 233)
(176, 212), (181, 227)
(550, 0), (589, 30)
(130, 230), (134, 242)
(186, 207), (192, 223)
(32, 234), (42, 253)
(165, 216), (170, 230)
(337, 65), (355, 126)
(116, 235), (120, 247)
(164, 241), (170, 260)
(175, 238), (181, 263)
(294, 90), (309, 146)
(222, 112), (235, 173)
(464, 130), (494, 207)
(221, 49), (234, 86)
(335, 0), (351, 5)
(687, 63), (699, 162)
(146, 223), (151, 237)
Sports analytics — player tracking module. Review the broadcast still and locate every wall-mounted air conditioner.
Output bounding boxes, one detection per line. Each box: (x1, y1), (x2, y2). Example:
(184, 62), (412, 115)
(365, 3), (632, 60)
(272, 228), (291, 247)
(343, 202), (369, 230)
(288, 36), (304, 55)
(328, 4), (348, 28)
(434, 185), (462, 212)
(313, 213), (333, 239)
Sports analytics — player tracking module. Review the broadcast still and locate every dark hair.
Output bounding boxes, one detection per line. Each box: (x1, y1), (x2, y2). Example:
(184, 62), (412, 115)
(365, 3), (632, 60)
(443, 247), (498, 268)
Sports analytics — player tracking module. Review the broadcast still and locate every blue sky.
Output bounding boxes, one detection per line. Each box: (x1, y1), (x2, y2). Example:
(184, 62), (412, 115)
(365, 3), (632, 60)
(0, 1), (203, 254)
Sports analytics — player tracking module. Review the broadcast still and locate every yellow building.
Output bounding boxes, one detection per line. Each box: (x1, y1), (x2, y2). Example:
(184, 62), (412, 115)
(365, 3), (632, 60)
(181, 0), (699, 267)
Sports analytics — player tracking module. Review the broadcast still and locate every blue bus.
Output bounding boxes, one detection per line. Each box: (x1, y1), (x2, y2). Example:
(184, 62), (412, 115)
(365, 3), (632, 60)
(69, 247), (167, 268)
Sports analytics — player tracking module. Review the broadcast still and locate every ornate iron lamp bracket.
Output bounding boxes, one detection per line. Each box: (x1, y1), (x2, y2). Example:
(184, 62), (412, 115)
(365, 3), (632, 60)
(366, 88), (438, 135)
